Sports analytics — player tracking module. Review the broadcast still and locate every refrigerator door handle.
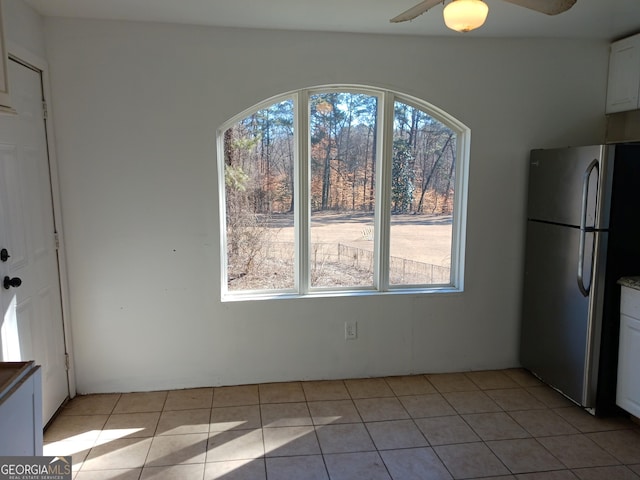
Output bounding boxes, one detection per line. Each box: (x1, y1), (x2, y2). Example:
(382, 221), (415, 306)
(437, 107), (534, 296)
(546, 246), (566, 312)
(577, 158), (599, 297)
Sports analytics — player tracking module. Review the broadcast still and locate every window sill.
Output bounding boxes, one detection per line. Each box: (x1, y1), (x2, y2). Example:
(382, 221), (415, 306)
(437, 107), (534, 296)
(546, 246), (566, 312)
(221, 286), (463, 302)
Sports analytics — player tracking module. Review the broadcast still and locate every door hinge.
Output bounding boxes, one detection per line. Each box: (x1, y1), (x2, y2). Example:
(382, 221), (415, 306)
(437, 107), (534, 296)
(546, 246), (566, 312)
(42, 100), (48, 120)
(64, 353), (71, 371)
(54, 232), (60, 250)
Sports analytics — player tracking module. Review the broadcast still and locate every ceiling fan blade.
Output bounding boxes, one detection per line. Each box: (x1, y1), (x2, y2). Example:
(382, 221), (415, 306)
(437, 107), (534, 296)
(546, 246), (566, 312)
(390, 0), (443, 23)
(500, 0), (577, 15)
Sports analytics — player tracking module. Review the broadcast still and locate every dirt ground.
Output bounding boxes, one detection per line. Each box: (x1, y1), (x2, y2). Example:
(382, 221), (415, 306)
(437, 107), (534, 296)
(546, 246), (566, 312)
(267, 212), (452, 268)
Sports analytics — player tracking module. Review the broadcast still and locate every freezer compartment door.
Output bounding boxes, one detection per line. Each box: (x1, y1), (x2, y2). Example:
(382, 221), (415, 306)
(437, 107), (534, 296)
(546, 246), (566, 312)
(527, 146), (613, 229)
(520, 221), (601, 406)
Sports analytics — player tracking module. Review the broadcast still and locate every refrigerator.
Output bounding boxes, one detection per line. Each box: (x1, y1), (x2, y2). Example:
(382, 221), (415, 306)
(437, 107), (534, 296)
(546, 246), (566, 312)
(520, 143), (640, 414)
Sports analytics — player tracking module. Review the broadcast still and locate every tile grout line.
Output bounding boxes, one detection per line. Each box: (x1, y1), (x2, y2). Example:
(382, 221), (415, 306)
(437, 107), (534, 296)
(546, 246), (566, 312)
(388, 379), (450, 480)
(50, 372), (640, 479)
(434, 374), (538, 478)
(301, 380), (332, 480)
(257, 386), (270, 479)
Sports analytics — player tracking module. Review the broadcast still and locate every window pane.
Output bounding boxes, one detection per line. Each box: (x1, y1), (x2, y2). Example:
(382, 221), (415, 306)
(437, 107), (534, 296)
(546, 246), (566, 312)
(223, 99), (295, 291)
(309, 92), (378, 288)
(389, 101), (456, 286)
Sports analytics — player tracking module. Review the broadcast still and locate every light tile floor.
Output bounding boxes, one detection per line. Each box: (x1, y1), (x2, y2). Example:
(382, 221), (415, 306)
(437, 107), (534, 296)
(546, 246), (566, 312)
(43, 369), (640, 480)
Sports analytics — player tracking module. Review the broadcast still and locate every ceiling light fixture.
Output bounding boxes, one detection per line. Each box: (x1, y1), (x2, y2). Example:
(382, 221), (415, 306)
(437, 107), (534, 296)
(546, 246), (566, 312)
(443, 0), (489, 32)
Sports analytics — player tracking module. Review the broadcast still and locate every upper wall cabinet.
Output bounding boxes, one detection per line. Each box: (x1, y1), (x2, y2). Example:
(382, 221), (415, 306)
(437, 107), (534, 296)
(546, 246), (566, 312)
(0, 3), (14, 115)
(606, 34), (640, 114)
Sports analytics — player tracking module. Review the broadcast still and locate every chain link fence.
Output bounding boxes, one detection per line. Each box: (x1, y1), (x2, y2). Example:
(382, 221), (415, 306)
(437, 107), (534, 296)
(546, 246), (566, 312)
(264, 241), (450, 285)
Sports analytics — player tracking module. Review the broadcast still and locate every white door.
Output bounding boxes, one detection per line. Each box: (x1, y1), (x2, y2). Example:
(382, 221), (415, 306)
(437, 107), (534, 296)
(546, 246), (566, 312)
(0, 58), (69, 423)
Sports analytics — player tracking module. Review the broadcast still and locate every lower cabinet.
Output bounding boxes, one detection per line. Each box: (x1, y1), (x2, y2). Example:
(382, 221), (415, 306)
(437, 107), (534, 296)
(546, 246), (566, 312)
(617, 286), (640, 418)
(0, 361), (43, 456)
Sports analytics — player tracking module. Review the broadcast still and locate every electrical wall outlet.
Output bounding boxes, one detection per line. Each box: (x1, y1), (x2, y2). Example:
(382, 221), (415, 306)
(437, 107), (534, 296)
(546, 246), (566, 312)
(345, 321), (357, 340)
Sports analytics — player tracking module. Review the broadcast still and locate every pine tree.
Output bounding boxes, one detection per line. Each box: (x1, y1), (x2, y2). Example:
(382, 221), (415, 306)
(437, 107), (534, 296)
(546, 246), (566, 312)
(391, 138), (415, 214)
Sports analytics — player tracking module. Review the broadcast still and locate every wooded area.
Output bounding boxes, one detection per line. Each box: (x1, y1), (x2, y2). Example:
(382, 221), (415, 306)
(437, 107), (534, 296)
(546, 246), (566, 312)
(223, 92), (457, 289)
(224, 93), (456, 217)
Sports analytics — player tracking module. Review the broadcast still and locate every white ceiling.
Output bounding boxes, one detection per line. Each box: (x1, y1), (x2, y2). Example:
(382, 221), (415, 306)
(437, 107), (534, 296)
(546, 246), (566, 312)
(24, 0), (640, 40)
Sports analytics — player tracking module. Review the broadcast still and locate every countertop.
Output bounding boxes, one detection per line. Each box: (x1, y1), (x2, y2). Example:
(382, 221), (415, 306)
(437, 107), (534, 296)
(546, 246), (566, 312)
(0, 361), (34, 397)
(619, 276), (640, 291)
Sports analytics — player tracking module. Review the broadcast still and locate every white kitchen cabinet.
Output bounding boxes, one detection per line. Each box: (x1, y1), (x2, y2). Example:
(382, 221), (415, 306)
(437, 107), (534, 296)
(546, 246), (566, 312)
(0, 2), (14, 114)
(606, 34), (640, 114)
(616, 285), (640, 418)
(0, 361), (43, 455)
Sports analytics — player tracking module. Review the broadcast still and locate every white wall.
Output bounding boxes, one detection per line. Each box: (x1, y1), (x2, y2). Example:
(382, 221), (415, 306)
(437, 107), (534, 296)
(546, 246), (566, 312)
(43, 18), (609, 394)
(3, 0), (45, 59)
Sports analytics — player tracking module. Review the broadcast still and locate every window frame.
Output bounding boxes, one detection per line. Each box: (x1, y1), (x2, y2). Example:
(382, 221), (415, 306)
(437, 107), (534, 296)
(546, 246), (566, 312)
(217, 85), (470, 301)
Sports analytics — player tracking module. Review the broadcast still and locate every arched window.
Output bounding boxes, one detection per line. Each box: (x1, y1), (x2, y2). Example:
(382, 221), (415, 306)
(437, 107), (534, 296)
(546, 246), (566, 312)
(218, 86), (469, 299)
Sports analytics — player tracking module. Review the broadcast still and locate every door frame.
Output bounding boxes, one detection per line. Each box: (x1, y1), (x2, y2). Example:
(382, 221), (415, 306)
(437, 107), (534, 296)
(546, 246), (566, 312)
(7, 42), (76, 399)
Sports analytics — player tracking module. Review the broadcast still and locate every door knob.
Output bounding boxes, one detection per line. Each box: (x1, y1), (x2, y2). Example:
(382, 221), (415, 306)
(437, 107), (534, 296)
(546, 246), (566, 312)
(0, 249), (9, 262)
(3, 276), (22, 289)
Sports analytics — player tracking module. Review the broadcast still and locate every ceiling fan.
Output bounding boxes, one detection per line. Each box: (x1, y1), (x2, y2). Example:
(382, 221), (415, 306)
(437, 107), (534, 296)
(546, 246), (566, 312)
(390, 0), (577, 32)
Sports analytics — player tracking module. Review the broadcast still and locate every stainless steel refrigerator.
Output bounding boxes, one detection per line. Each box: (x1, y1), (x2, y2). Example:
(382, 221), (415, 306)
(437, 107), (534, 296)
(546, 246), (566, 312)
(520, 143), (640, 414)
